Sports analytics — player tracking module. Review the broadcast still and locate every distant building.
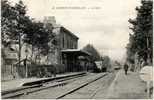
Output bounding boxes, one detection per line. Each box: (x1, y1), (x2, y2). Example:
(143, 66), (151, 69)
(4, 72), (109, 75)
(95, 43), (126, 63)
(1, 43), (18, 80)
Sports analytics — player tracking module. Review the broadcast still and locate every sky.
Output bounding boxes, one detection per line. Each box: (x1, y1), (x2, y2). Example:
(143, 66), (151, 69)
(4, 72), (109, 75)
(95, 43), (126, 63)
(9, 0), (141, 62)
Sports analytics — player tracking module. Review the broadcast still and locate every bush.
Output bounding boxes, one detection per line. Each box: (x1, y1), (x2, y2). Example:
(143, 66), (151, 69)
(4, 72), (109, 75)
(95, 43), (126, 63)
(28, 64), (66, 78)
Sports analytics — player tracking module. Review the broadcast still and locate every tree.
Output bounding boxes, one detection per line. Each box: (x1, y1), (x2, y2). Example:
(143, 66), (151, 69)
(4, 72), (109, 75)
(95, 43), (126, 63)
(13, 0), (31, 67)
(127, 0), (153, 65)
(23, 20), (55, 62)
(82, 44), (101, 61)
(2, 0), (56, 65)
(1, 0), (17, 46)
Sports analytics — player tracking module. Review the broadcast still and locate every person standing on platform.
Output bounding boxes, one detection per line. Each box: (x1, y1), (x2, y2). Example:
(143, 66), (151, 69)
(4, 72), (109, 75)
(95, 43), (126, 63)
(124, 63), (129, 75)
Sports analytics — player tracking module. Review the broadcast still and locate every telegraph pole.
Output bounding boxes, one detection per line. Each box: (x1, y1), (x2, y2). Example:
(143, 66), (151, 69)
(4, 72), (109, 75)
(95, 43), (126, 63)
(146, 33), (151, 65)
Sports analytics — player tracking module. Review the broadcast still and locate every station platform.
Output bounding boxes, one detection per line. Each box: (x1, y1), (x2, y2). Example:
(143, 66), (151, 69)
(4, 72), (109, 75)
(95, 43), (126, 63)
(106, 70), (149, 99)
(1, 72), (85, 91)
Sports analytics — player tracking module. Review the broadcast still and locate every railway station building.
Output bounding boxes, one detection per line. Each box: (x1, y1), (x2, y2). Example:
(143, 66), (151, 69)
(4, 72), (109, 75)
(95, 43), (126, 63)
(43, 16), (91, 72)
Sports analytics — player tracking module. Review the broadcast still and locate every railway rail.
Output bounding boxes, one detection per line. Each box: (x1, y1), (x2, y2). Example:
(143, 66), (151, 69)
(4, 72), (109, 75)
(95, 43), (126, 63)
(2, 72), (108, 99)
(2, 72), (87, 99)
(56, 73), (107, 99)
(18, 73), (107, 99)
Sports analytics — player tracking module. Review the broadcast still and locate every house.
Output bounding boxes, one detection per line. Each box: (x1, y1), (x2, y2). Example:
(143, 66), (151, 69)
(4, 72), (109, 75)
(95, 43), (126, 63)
(1, 43), (18, 80)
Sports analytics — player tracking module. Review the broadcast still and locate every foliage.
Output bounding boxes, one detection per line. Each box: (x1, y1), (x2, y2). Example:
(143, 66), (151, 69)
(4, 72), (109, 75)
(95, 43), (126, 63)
(2, 0), (29, 41)
(1, 0), (18, 46)
(82, 44), (101, 61)
(23, 21), (55, 56)
(1, 0), (55, 58)
(126, 0), (153, 64)
(1, 0), (29, 66)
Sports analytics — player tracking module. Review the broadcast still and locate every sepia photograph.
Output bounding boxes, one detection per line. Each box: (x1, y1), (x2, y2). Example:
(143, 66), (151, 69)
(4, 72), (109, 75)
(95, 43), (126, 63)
(1, 0), (153, 99)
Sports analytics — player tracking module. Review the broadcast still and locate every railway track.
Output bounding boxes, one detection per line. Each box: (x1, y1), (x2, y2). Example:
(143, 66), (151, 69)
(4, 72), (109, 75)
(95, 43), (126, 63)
(2, 72), (108, 99)
(56, 73), (107, 99)
(2, 72), (87, 99)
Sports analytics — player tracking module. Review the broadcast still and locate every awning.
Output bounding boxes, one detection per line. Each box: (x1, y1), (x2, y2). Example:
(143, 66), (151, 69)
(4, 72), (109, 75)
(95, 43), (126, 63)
(61, 49), (91, 56)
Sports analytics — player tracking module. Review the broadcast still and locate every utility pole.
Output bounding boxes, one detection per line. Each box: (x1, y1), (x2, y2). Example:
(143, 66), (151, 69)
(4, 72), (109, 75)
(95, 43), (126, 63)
(18, 33), (21, 68)
(25, 45), (28, 78)
(146, 33), (151, 65)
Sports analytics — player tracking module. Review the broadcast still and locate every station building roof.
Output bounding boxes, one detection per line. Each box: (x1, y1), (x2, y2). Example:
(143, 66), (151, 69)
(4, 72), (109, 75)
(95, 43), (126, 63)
(61, 49), (91, 56)
(60, 27), (79, 40)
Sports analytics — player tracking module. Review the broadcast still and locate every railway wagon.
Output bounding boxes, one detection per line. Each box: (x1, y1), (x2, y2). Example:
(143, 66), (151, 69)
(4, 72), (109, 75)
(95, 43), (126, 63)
(95, 61), (107, 72)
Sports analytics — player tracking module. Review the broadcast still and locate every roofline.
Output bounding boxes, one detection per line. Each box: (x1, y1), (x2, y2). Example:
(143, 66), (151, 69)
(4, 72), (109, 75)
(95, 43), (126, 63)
(61, 49), (91, 56)
(61, 27), (79, 39)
